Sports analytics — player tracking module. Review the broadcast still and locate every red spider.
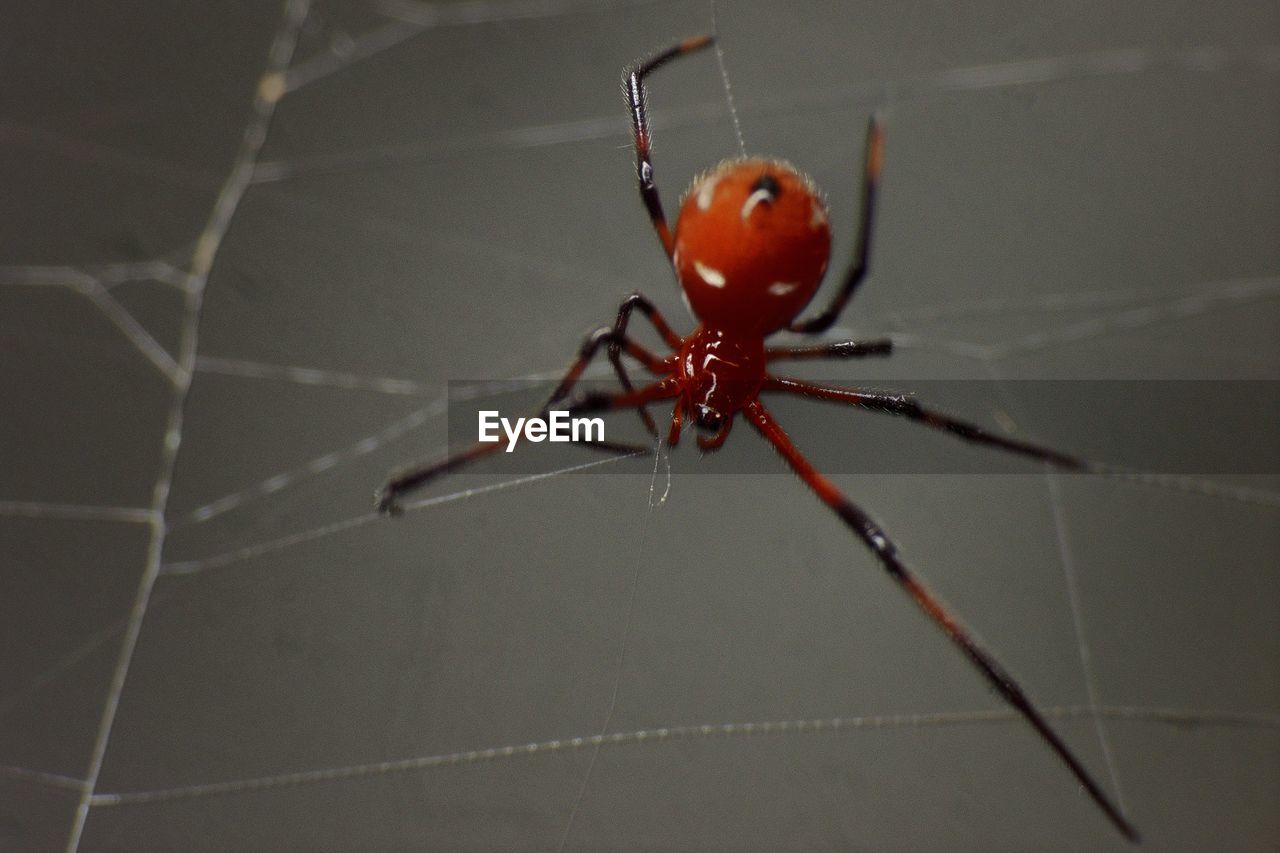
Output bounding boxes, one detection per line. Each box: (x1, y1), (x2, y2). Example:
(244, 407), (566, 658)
(379, 35), (1139, 843)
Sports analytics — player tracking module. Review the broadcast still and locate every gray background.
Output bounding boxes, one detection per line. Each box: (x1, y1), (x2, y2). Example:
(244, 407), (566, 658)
(2, 1), (1278, 850)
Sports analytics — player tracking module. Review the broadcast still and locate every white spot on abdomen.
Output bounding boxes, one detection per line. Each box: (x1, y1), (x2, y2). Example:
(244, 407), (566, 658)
(767, 281), (798, 296)
(696, 175), (720, 211)
(810, 202), (828, 230)
(694, 260), (726, 288)
(740, 188), (772, 221)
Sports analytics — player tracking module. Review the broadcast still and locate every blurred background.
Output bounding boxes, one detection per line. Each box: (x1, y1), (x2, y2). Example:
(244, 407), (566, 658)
(1, 1), (1277, 850)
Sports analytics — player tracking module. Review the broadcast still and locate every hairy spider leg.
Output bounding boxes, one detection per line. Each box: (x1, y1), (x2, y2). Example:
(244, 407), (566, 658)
(765, 339), (895, 361)
(744, 398), (1140, 843)
(610, 292), (687, 435)
(789, 116), (884, 334)
(625, 35), (716, 258)
(376, 328), (667, 515)
(762, 376), (1094, 472)
(566, 377), (683, 420)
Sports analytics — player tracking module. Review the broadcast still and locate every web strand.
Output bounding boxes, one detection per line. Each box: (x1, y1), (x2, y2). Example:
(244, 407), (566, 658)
(242, 43), (1278, 181)
(1045, 467), (1128, 813)
(711, 0), (747, 157)
(556, 544), (645, 851)
(159, 453), (642, 576)
(985, 360), (1129, 817)
(64, 3), (312, 850)
(84, 704), (1280, 808)
(8, 5), (1273, 848)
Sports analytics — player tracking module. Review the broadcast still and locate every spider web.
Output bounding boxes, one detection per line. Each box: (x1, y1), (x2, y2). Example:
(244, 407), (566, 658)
(1, 1), (1278, 850)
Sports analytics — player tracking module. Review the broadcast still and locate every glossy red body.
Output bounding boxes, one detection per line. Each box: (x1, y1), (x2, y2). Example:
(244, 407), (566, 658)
(675, 327), (765, 426)
(671, 159), (832, 423)
(674, 159), (832, 335)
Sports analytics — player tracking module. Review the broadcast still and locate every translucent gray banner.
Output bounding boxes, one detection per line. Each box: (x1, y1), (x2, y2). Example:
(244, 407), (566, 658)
(444, 379), (1279, 476)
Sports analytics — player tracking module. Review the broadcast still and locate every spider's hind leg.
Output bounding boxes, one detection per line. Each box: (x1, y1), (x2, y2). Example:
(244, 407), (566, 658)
(743, 398), (1139, 843)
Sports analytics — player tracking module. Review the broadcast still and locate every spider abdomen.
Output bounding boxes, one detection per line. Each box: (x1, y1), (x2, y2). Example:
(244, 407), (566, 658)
(673, 159), (832, 335)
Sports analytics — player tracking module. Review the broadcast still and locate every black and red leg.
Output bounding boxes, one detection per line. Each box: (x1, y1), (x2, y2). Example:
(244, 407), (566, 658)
(609, 292), (685, 434)
(763, 375), (1092, 472)
(743, 398), (1138, 842)
(376, 329), (668, 515)
(625, 35), (715, 258)
(766, 339), (894, 361)
(789, 116), (884, 334)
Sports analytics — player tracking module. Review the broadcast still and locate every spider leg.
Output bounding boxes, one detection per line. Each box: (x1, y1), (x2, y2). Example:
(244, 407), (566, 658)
(765, 339), (893, 361)
(743, 398), (1140, 843)
(625, 35), (715, 258)
(376, 329), (666, 515)
(788, 116), (884, 335)
(764, 375), (1091, 472)
(375, 431), (644, 517)
(614, 292), (683, 350)
(610, 292), (686, 435)
(544, 327), (666, 410)
(565, 376), (682, 419)
(562, 377), (683, 452)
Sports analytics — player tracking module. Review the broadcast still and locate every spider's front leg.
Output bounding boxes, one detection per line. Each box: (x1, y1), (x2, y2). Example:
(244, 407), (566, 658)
(789, 116), (884, 335)
(609, 292), (685, 434)
(376, 327), (670, 516)
(625, 35), (715, 257)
